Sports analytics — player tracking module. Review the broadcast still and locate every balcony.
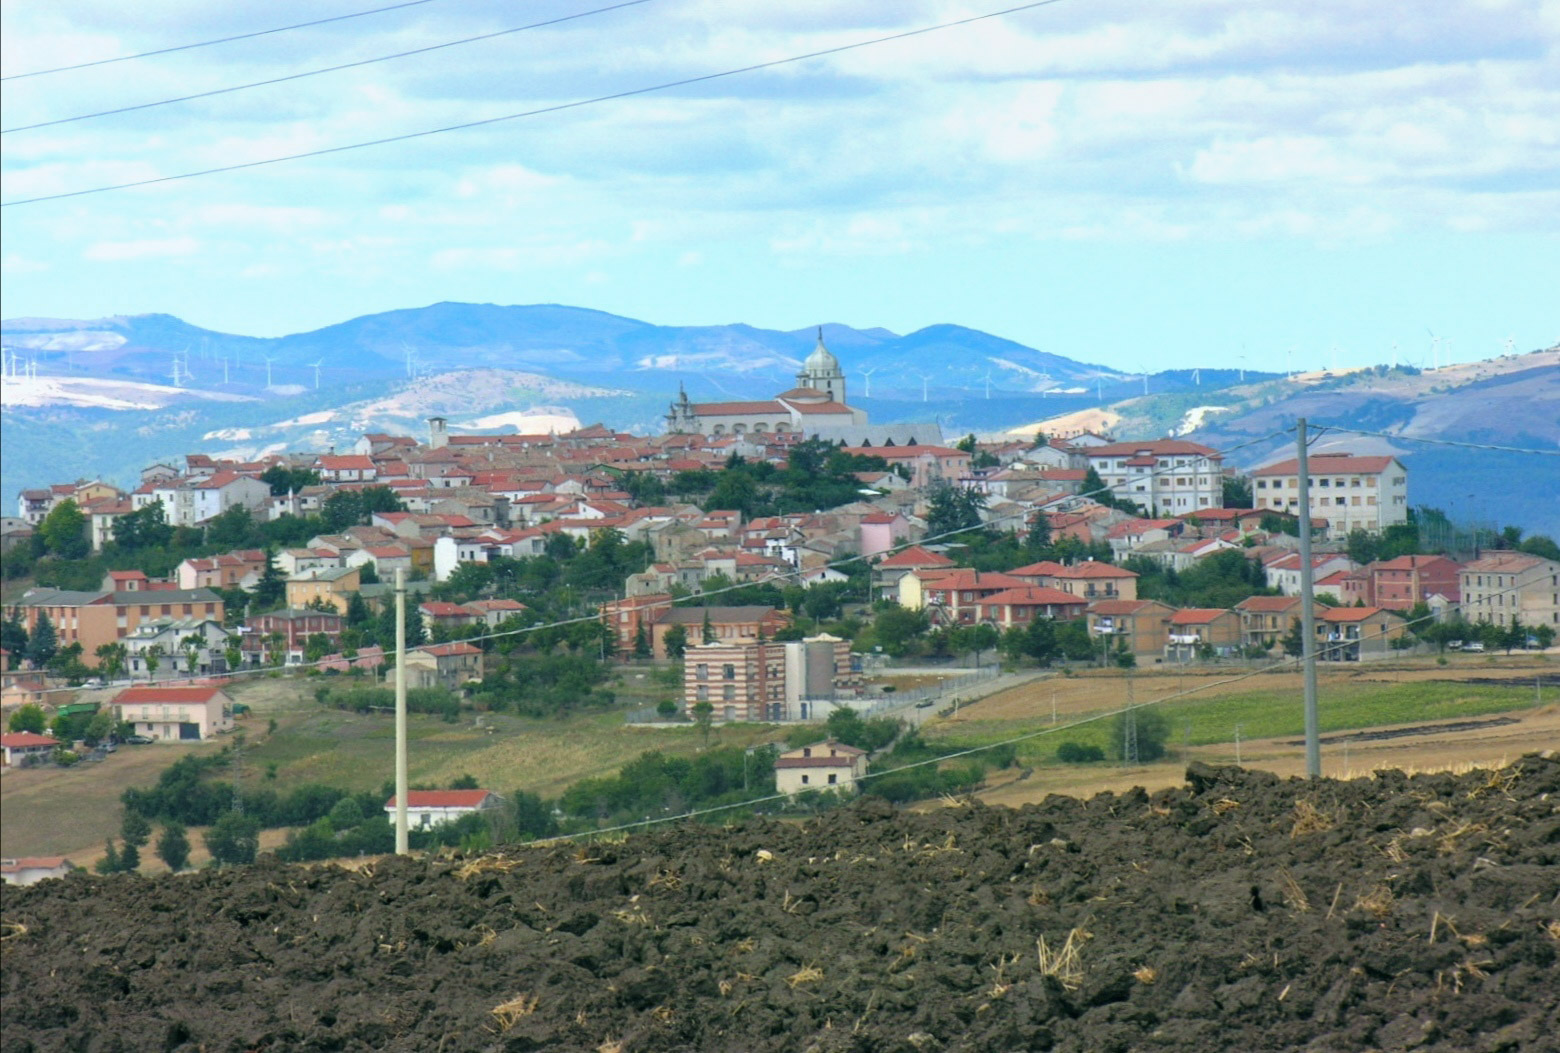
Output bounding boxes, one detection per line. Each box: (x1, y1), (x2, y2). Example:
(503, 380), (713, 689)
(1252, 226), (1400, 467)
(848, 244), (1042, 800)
(1167, 633), (1202, 645)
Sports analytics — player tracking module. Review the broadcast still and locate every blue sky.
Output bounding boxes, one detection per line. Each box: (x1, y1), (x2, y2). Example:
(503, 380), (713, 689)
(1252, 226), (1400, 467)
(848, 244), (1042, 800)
(2, 0), (1556, 373)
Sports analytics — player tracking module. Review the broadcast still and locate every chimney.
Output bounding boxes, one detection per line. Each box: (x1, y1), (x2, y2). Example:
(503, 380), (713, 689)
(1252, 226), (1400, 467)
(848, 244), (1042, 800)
(428, 416), (448, 449)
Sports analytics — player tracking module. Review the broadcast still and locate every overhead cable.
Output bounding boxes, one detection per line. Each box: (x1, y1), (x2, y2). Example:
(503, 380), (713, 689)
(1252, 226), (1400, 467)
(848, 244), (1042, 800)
(0, 0), (1070, 207)
(2, 0), (443, 81)
(2, 0), (661, 134)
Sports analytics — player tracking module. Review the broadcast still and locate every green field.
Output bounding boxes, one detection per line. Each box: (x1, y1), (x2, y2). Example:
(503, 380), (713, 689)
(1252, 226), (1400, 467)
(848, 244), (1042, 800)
(924, 680), (1542, 765)
(230, 676), (783, 803)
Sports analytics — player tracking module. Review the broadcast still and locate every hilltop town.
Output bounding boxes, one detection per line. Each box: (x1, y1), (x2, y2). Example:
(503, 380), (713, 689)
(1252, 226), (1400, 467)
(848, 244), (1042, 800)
(3, 345), (1557, 875)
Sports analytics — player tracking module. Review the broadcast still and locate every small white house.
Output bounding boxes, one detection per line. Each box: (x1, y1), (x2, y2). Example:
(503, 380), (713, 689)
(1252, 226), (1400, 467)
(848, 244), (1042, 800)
(774, 740), (867, 796)
(0, 856), (75, 886)
(384, 789), (502, 830)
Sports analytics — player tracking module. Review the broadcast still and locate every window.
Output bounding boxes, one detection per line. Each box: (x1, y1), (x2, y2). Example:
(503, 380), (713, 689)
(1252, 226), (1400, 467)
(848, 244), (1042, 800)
(801, 775), (810, 785)
(696, 664), (708, 679)
(696, 685), (708, 701)
(723, 685), (735, 700)
(828, 774), (838, 785)
(722, 664), (736, 680)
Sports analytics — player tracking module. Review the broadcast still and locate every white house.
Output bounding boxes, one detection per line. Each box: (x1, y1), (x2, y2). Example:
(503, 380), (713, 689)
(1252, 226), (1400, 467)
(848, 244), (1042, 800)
(774, 740), (868, 796)
(0, 856), (75, 885)
(134, 472), (271, 528)
(112, 686), (235, 741)
(383, 789), (503, 830)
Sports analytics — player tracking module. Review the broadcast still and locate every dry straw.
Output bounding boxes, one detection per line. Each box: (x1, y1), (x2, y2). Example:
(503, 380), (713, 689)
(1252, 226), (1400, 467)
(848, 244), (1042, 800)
(490, 994), (539, 1032)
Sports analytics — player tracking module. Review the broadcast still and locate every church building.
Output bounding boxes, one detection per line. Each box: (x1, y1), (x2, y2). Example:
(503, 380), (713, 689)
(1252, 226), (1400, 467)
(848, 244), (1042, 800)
(664, 330), (927, 447)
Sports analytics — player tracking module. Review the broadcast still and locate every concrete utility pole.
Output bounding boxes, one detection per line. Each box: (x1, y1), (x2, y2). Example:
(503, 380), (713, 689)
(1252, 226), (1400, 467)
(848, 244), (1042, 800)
(394, 567), (409, 854)
(1295, 418), (1321, 779)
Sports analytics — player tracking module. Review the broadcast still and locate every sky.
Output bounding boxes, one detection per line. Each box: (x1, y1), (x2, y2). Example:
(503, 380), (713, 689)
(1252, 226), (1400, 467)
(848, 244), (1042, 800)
(1, 0), (1557, 373)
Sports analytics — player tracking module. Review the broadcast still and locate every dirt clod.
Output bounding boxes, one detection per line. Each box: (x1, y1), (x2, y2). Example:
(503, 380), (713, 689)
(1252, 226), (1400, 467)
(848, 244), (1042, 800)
(4, 756), (1560, 1051)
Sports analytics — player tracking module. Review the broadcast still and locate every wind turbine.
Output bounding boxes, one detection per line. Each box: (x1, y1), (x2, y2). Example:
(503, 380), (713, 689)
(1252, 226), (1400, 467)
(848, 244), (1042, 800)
(1192, 368), (1200, 386)
(169, 355), (185, 387)
(859, 366), (878, 398)
(262, 356), (275, 389)
(401, 341), (417, 380)
(981, 370), (993, 399)
(220, 356), (230, 385)
(910, 371), (932, 403)
(1390, 343), (1398, 370)
(310, 360), (324, 390)
(1426, 329), (1438, 371)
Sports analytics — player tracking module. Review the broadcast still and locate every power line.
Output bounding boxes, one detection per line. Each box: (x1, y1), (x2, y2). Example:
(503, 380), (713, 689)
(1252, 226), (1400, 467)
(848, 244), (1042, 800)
(1312, 427), (1560, 458)
(0, 0), (1071, 208)
(2, 0), (662, 135)
(1, 0), (444, 81)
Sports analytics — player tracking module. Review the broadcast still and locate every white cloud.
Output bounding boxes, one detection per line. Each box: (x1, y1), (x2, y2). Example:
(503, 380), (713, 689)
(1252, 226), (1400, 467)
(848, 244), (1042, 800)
(83, 236), (200, 261)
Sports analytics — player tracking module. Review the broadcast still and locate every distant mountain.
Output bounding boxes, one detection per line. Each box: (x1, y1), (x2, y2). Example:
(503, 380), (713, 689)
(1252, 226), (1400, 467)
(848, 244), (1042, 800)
(1, 303), (1134, 403)
(0, 301), (1269, 494)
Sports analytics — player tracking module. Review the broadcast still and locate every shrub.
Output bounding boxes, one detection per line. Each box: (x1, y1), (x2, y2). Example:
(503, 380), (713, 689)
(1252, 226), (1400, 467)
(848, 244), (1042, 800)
(1056, 742), (1105, 764)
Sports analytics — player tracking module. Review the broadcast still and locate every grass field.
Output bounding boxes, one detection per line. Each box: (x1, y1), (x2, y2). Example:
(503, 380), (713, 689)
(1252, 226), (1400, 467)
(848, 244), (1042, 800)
(3, 655), (1551, 867)
(927, 678), (1545, 763)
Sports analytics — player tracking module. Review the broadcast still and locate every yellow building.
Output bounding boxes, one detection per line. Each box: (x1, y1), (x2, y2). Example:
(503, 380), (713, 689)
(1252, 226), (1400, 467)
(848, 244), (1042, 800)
(284, 566), (361, 615)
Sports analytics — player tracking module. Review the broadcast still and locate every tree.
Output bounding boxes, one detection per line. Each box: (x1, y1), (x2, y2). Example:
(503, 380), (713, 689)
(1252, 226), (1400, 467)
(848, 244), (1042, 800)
(253, 547), (286, 609)
(205, 504), (257, 548)
(156, 823), (191, 872)
(121, 809), (152, 849)
(118, 840), (142, 872)
(663, 623), (688, 659)
(95, 642), (127, 678)
(345, 590), (372, 628)
(95, 839), (121, 875)
(84, 710), (115, 747)
(1, 608), (29, 666)
(144, 646), (162, 680)
(701, 610), (716, 645)
(633, 621), (651, 658)
(873, 605), (929, 657)
(26, 612), (57, 669)
(925, 481), (985, 539)
(39, 499), (89, 559)
(8, 703), (47, 734)
(260, 465), (321, 496)
(1025, 511), (1052, 554)
(1221, 476), (1252, 509)
(1280, 617), (1305, 658)
(205, 811), (261, 866)
(692, 700), (715, 747)
(1534, 624), (1556, 651)
(1113, 707), (1170, 762)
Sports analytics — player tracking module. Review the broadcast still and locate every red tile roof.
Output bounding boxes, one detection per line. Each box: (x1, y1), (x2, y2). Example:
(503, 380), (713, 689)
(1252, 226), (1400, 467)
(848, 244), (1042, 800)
(112, 686), (224, 704)
(1, 732), (59, 749)
(1169, 608), (1233, 625)
(875, 545), (955, 569)
(385, 790), (494, 808)
(979, 586), (1087, 607)
(1252, 453), (1398, 476)
(416, 642), (482, 657)
(1235, 596), (1301, 612)
(689, 400), (788, 417)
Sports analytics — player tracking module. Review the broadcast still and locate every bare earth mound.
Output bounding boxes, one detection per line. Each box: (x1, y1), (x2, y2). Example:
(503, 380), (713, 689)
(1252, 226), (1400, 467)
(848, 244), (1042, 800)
(4, 756), (1559, 1053)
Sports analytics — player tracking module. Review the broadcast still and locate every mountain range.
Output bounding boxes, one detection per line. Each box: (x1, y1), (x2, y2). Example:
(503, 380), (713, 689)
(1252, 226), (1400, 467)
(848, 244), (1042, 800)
(2, 303), (1554, 535)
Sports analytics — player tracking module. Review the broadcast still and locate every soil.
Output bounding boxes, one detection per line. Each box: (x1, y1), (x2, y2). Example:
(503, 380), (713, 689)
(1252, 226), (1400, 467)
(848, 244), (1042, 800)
(4, 755), (1560, 1053)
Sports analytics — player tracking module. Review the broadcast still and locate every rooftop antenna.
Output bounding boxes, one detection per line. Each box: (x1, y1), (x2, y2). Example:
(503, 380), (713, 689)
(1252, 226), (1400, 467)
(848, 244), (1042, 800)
(310, 359), (324, 390)
(262, 356), (275, 389)
(859, 366), (878, 398)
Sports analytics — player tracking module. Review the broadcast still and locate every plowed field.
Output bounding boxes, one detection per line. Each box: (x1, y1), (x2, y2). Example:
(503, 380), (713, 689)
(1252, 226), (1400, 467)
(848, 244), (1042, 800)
(4, 755), (1558, 1052)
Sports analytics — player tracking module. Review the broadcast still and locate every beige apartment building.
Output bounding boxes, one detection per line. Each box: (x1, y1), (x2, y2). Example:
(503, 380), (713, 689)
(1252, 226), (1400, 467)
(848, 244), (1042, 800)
(1459, 553), (1560, 629)
(1250, 453), (1407, 540)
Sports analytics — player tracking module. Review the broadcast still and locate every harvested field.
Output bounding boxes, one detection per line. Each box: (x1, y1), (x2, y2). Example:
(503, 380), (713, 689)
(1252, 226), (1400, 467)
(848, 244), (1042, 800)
(4, 755), (1559, 1052)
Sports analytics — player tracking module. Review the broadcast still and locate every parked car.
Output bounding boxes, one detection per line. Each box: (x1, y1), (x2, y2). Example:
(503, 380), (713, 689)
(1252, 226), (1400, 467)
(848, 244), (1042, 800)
(124, 735), (154, 745)
(1464, 641), (1486, 653)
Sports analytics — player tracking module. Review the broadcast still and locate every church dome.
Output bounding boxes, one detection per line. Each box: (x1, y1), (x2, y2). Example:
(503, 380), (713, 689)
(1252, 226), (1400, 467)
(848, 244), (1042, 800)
(804, 329), (840, 373)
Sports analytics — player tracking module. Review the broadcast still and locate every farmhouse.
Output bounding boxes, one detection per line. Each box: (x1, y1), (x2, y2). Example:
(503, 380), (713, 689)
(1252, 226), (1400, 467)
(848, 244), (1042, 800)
(0, 857), (75, 886)
(112, 685), (235, 741)
(774, 740), (868, 796)
(383, 789), (502, 830)
(1, 731), (59, 767)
